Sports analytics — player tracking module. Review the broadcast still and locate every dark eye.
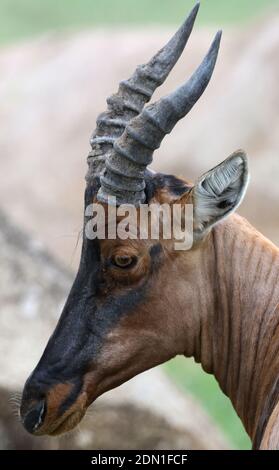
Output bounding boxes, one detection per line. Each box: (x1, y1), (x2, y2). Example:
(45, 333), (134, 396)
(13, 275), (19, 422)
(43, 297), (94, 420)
(112, 255), (136, 269)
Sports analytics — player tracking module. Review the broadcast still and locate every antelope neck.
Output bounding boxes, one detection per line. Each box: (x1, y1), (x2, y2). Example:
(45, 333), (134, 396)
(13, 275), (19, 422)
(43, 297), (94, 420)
(183, 214), (279, 448)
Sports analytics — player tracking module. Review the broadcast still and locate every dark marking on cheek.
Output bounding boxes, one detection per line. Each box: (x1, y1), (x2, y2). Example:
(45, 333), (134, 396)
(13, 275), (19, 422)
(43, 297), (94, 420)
(149, 243), (162, 259)
(149, 243), (163, 272)
(58, 379), (83, 417)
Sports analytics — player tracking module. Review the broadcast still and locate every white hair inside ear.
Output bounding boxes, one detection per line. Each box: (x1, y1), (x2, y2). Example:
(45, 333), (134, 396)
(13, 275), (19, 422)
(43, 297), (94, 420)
(193, 150), (249, 234)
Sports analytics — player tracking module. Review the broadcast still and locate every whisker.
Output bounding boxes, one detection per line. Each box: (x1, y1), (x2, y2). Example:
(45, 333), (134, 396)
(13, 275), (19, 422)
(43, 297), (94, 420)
(9, 398), (21, 403)
(8, 391), (23, 421)
(9, 402), (20, 409)
(9, 391), (22, 401)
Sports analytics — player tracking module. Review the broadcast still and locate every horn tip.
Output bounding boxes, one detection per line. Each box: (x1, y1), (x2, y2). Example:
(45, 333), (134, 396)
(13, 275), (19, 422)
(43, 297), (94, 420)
(210, 30), (222, 55)
(180, 2), (200, 32)
(188, 2), (200, 21)
(215, 30), (223, 43)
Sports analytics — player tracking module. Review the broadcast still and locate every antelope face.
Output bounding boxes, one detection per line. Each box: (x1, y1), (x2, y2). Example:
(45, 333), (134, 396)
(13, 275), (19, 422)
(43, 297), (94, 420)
(20, 153), (248, 436)
(20, 3), (249, 436)
(20, 175), (194, 436)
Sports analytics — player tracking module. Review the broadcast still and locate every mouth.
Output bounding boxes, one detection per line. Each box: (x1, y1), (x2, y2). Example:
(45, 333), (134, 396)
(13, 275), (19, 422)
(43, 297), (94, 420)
(34, 408), (86, 436)
(47, 410), (84, 436)
(21, 385), (90, 436)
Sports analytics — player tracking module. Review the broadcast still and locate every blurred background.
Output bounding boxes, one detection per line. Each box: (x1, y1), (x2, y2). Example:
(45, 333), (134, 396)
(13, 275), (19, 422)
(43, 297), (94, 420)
(1, 0), (279, 451)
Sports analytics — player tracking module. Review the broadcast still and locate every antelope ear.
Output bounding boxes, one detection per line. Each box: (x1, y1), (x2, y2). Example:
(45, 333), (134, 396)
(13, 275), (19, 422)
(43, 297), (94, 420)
(193, 150), (249, 235)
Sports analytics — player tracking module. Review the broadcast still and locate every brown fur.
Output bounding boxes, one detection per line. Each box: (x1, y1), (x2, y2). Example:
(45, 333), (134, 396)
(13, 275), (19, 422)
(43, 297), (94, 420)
(30, 184), (279, 448)
(35, 383), (87, 436)
(83, 206), (279, 449)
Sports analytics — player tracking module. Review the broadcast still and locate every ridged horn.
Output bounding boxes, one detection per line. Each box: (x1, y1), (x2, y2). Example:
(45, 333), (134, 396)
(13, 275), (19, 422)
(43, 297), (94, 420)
(98, 30), (222, 205)
(86, 2), (200, 182)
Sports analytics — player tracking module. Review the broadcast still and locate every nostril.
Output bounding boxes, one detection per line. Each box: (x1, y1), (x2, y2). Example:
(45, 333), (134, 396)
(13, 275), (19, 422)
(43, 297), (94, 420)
(22, 399), (46, 434)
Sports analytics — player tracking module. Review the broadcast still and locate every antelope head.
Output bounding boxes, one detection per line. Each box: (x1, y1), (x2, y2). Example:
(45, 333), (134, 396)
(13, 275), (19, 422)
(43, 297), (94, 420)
(21, 3), (254, 441)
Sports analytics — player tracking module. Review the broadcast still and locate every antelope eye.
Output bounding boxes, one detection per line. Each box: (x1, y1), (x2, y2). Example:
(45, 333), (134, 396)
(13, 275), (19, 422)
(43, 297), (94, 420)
(112, 255), (135, 269)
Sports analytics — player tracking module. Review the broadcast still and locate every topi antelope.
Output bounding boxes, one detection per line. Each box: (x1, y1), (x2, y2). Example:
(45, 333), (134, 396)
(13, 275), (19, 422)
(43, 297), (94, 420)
(20, 3), (279, 449)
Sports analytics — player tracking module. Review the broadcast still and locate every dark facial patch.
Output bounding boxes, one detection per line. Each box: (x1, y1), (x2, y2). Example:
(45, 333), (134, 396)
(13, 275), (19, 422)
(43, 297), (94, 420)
(24, 176), (178, 397)
(21, 174), (169, 424)
(149, 243), (163, 273)
(149, 243), (162, 259)
(22, 181), (151, 410)
(58, 379), (83, 417)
